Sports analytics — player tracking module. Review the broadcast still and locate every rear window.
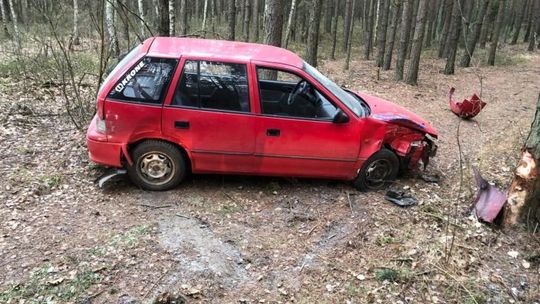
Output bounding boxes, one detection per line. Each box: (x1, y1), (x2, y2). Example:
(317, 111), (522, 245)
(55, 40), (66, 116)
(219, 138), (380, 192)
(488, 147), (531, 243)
(108, 57), (177, 104)
(99, 44), (143, 95)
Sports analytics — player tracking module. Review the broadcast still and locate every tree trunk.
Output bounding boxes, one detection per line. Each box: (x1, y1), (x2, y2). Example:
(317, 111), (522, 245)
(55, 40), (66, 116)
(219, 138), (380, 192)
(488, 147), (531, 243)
(503, 94), (540, 227)
(7, 0), (18, 39)
(170, 0), (176, 36)
(228, 0), (236, 40)
(479, 0), (495, 48)
(252, 0), (259, 41)
(344, 0), (357, 70)
(283, 0), (298, 48)
(510, 0), (527, 44)
(438, 0), (453, 57)
(264, 0), (284, 47)
(179, 0), (188, 35)
(407, 0), (420, 58)
(488, 0), (506, 66)
(343, 0), (353, 51)
(443, 0), (462, 75)
(243, 0), (251, 41)
(202, 0), (209, 31)
(331, 0), (339, 59)
(405, 0), (427, 85)
(105, 0), (119, 57)
(306, 0), (322, 66)
(324, 0), (333, 34)
(504, 0), (516, 43)
(395, 0), (413, 80)
(156, 0), (169, 36)
(138, 0), (146, 37)
(424, 0), (435, 48)
(0, 0), (9, 38)
(383, 0), (402, 70)
(527, 0), (540, 51)
(460, 0), (490, 67)
(73, 0), (80, 45)
(376, 0), (390, 67)
(523, 0), (534, 42)
(363, 0), (375, 59)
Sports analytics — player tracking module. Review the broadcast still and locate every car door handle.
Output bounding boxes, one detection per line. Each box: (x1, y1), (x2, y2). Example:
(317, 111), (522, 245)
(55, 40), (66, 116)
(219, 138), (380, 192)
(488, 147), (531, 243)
(174, 121), (190, 129)
(266, 128), (280, 136)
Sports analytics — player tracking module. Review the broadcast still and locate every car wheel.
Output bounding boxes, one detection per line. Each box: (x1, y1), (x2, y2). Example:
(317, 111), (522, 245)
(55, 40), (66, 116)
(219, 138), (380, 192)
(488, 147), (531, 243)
(353, 148), (399, 191)
(127, 140), (186, 191)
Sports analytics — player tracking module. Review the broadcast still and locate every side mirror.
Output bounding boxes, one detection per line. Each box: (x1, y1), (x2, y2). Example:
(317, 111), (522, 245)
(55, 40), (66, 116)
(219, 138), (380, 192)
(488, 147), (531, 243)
(333, 110), (350, 124)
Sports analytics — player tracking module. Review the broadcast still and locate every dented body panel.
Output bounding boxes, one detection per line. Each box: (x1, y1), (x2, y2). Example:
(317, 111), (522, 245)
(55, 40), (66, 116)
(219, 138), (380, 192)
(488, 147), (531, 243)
(86, 37), (438, 182)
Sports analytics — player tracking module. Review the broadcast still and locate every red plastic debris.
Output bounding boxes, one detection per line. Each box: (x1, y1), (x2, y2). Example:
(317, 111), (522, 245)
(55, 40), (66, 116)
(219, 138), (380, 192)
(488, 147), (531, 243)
(448, 87), (486, 119)
(473, 167), (507, 223)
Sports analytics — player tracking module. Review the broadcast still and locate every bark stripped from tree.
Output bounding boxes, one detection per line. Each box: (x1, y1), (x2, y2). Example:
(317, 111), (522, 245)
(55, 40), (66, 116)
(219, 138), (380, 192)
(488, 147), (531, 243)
(503, 94), (540, 227)
(406, 0), (428, 85)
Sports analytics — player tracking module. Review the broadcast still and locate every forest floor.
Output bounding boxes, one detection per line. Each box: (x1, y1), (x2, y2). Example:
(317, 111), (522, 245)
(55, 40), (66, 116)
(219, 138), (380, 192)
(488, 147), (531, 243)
(1, 44), (540, 304)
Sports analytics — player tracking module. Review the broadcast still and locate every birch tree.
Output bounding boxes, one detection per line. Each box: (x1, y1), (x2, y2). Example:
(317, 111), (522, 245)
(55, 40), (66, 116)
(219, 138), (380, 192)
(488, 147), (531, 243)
(228, 0), (236, 40)
(202, 0), (208, 31)
(8, 0), (19, 39)
(283, 0), (298, 48)
(169, 0), (175, 36)
(138, 0), (146, 37)
(179, 0), (188, 36)
(243, 0), (251, 41)
(105, 0), (119, 57)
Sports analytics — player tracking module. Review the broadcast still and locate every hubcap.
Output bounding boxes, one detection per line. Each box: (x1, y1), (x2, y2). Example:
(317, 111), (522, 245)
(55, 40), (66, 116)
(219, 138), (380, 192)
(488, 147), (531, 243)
(365, 159), (392, 188)
(138, 152), (175, 186)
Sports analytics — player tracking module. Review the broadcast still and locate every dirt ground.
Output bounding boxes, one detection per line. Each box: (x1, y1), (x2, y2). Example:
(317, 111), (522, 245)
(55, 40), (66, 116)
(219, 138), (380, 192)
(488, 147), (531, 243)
(1, 45), (540, 303)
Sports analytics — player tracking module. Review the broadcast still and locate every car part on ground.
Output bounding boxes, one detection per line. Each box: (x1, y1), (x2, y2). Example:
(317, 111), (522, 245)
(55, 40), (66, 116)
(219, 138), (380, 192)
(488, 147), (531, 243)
(384, 190), (418, 207)
(449, 87), (486, 119)
(473, 167), (507, 223)
(96, 168), (127, 188)
(127, 140), (186, 191)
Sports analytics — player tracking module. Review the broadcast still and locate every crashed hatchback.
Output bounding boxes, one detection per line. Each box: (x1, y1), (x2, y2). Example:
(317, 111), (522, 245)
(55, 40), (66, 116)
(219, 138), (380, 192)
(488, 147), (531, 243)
(87, 37), (438, 191)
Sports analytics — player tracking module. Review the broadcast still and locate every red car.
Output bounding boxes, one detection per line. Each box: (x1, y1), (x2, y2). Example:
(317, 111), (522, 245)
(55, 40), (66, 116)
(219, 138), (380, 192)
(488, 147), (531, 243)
(87, 37), (438, 191)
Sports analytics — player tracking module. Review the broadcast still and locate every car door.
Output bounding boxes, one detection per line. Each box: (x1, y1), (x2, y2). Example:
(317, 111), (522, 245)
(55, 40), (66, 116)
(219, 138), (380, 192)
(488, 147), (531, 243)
(162, 58), (257, 174)
(252, 63), (362, 179)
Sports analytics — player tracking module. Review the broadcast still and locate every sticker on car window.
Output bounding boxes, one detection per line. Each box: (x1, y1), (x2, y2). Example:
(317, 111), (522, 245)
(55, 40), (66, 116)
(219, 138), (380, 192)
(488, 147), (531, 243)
(114, 61), (146, 93)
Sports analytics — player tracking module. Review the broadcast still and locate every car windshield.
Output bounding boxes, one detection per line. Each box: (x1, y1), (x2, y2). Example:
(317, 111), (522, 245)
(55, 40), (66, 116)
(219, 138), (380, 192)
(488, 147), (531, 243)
(98, 44), (143, 95)
(302, 61), (366, 117)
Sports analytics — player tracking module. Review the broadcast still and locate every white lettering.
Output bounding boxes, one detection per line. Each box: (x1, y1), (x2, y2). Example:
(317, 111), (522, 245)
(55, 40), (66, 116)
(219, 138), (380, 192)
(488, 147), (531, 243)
(114, 61), (146, 93)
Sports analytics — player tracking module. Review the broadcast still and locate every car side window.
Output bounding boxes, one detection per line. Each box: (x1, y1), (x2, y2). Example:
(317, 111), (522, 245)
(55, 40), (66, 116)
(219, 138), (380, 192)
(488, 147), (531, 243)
(108, 57), (177, 104)
(257, 67), (338, 120)
(172, 60), (250, 113)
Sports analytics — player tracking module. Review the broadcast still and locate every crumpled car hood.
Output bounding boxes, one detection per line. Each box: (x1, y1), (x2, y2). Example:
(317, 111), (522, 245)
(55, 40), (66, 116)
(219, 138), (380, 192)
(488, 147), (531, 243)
(356, 92), (438, 137)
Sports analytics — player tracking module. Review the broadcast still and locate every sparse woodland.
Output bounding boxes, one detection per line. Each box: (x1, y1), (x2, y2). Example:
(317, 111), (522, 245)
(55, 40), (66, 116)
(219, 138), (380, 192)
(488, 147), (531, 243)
(1, 0), (540, 303)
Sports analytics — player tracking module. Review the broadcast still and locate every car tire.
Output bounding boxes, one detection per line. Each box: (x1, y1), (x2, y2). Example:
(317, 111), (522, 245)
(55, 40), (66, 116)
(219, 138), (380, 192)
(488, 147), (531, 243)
(353, 148), (399, 191)
(127, 140), (186, 191)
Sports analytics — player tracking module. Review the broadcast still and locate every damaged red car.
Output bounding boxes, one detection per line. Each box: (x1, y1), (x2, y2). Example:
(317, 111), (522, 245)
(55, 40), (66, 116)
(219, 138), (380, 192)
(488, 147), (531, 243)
(86, 37), (438, 191)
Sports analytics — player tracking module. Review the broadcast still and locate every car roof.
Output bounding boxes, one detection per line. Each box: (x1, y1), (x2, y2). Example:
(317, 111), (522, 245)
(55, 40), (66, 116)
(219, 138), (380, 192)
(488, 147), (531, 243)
(146, 37), (304, 68)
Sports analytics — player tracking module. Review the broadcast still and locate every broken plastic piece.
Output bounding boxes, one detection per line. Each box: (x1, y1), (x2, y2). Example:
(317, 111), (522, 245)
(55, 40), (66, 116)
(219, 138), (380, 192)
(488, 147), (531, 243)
(97, 169), (127, 188)
(448, 87), (486, 119)
(384, 190), (417, 207)
(472, 167), (507, 223)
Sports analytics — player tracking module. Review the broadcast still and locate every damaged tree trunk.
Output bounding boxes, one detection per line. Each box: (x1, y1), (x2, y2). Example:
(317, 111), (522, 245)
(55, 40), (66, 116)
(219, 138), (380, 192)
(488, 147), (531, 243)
(503, 94), (540, 228)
